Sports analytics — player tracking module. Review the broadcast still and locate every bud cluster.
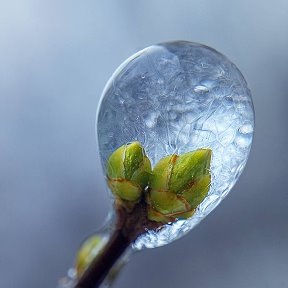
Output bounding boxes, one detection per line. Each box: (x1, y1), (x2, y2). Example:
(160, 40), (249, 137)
(106, 142), (212, 224)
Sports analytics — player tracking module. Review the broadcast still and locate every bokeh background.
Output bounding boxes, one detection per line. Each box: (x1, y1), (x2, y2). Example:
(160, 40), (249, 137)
(1, 1), (288, 287)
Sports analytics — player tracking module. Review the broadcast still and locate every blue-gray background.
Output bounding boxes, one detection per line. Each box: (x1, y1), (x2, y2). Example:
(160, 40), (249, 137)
(0, 1), (287, 287)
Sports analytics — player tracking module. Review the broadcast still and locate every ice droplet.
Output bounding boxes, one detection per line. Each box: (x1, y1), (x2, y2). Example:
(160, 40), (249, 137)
(96, 41), (254, 249)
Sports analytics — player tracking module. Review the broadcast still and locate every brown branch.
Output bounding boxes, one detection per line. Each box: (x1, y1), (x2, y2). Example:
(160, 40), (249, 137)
(75, 201), (160, 288)
(75, 229), (130, 288)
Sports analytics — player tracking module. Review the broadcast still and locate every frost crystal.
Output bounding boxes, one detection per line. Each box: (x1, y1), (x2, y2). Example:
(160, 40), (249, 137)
(97, 41), (254, 249)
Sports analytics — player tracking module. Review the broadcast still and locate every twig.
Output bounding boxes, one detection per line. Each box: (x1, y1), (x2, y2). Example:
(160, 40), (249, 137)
(75, 202), (160, 288)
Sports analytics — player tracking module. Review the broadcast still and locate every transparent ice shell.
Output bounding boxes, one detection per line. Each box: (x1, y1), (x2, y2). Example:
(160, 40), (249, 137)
(96, 41), (254, 249)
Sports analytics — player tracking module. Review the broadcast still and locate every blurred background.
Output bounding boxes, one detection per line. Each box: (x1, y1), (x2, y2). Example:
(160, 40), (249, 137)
(0, 1), (287, 287)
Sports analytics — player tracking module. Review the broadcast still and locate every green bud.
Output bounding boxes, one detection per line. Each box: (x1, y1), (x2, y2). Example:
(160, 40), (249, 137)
(147, 205), (195, 223)
(75, 235), (108, 278)
(147, 148), (212, 223)
(107, 142), (151, 203)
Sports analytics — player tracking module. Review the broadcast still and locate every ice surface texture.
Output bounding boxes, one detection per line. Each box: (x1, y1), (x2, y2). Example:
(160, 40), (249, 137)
(97, 41), (254, 249)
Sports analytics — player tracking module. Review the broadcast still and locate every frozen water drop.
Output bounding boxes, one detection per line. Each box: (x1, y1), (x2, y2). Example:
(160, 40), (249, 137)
(96, 41), (254, 249)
